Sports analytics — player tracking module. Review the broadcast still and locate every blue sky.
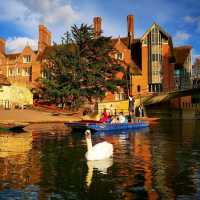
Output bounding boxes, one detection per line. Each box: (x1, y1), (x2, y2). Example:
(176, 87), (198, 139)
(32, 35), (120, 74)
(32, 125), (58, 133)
(1, 0), (200, 61)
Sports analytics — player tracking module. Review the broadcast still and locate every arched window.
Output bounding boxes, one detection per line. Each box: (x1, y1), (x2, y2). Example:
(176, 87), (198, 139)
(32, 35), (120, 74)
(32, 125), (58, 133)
(137, 85), (141, 93)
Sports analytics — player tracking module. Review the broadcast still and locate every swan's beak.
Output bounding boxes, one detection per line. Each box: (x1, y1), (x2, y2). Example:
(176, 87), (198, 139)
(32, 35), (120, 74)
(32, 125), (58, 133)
(85, 130), (91, 139)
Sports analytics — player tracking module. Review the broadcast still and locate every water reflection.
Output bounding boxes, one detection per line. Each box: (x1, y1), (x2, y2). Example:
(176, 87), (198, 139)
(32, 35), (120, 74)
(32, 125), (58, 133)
(0, 121), (200, 199)
(86, 158), (113, 187)
(0, 132), (32, 158)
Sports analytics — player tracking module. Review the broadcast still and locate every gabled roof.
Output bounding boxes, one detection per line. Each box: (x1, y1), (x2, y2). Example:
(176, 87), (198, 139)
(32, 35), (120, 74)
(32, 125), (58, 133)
(141, 22), (171, 40)
(0, 74), (11, 86)
(173, 45), (192, 66)
(6, 53), (20, 59)
(111, 37), (129, 47)
(111, 37), (140, 48)
(5, 46), (38, 60)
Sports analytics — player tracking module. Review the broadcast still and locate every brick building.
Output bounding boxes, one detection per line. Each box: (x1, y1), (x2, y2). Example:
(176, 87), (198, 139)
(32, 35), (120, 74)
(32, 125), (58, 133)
(93, 15), (176, 101)
(173, 45), (192, 89)
(0, 15), (192, 105)
(0, 25), (51, 89)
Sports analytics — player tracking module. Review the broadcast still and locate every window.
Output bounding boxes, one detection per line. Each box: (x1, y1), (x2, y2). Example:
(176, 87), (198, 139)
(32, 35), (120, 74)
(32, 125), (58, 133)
(22, 67), (31, 76)
(114, 92), (125, 100)
(137, 85), (141, 93)
(159, 54), (162, 62)
(151, 27), (159, 45)
(23, 55), (31, 63)
(8, 68), (17, 76)
(149, 84), (162, 92)
(152, 53), (162, 62)
(0, 86), (3, 92)
(17, 68), (22, 75)
(115, 53), (123, 60)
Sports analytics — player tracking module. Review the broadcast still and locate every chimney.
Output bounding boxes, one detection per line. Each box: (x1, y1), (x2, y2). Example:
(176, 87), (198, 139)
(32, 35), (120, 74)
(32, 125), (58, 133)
(0, 38), (5, 54)
(38, 24), (52, 52)
(127, 15), (134, 48)
(93, 17), (102, 38)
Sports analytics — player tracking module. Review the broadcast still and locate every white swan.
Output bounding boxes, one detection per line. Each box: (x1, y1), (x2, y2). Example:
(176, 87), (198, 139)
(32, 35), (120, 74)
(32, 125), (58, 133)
(85, 129), (113, 161)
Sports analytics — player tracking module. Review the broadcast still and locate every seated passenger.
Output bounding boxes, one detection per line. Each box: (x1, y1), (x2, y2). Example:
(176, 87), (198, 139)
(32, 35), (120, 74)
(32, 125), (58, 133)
(110, 115), (119, 123)
(99, 109), (109, 123)
(118, 112), (127, 123)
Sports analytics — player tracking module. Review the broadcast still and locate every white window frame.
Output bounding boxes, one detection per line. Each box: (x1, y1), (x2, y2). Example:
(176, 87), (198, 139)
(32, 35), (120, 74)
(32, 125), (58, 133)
(23, 55), (31, 63)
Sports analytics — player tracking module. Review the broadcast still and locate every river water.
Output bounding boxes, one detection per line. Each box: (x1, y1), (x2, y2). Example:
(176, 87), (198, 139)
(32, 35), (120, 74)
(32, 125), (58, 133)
(0, 120), (200, 200)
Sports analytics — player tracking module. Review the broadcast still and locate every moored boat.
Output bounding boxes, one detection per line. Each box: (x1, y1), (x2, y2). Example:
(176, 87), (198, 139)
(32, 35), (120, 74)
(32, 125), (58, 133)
(0, 122), (29, 132)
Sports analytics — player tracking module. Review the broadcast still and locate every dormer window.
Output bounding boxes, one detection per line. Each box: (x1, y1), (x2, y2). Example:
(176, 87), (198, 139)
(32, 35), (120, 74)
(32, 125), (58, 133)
(115, 52), (123, 61)
(23, 55), (31, 63)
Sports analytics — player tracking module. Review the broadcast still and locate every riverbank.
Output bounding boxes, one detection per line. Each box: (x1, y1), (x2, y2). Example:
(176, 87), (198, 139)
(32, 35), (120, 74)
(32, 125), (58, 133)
(0, 108), (82, 125)
(0, 108), (160, 130)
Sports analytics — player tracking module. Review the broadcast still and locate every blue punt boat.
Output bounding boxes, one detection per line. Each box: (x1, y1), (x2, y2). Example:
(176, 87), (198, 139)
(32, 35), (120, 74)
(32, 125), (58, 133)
(64, 120), (149, 132)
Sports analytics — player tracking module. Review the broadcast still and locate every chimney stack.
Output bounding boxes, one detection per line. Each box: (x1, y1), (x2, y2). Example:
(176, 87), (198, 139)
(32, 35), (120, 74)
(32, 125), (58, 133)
(38, 24), (52, 52)
(93, 17), (102, 38)
(127, 15), (134, 48)
(0, 38), (5, 54)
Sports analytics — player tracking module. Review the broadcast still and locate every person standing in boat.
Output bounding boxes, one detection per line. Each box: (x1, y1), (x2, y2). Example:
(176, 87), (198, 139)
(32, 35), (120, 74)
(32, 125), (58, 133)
(128, 95), (135, 122)
(138, 105), (143, 117)
(128, 95), (135, 113)
(109, 104), (114, 116)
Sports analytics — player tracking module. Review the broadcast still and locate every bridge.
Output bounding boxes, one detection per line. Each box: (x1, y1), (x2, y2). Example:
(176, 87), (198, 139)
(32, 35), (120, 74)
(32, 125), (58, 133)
(142, 87), (200, 106)
(97, 85), (200, 117)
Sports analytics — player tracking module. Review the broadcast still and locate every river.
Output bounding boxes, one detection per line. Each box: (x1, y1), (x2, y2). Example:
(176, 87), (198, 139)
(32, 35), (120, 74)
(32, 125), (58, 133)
(0, 120), (200, 200)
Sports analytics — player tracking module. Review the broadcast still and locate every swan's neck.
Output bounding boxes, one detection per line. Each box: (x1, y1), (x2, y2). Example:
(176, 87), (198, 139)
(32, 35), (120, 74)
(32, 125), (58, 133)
(86, 137), (93, 151)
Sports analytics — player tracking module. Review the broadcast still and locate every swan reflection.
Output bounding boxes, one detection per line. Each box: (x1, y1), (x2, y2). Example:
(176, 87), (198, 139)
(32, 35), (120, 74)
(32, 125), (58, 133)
(86, 157), (113, 187)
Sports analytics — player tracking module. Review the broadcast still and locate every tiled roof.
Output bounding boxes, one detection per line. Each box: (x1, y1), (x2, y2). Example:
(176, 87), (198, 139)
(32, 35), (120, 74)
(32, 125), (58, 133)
(6, 53), (20, 59)
(0, 74), (11, 86)
(174, 45), (192, 66)
(111, 37), (140, 48)
(195, 57), (200, 65)
(5, 49), (38, 60)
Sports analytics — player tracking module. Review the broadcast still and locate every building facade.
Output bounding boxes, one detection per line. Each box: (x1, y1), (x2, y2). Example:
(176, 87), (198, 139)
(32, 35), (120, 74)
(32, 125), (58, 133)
(93, 15), (177, 102)
(0, 15), (193, 105)
(192, 57), (200, 86)
(0, 25), (51, 89)
(173, 46), (192, 90)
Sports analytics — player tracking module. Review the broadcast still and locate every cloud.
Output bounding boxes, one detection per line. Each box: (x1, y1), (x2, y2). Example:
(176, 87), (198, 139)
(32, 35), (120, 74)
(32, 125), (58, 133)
(0, 1), (39, 30)
(6, 37), (38, 53)
(0, 0), (82, 52)
(184, 15), (200, 32)
(192, 48), (200, 63)
(19, 0), (80, 26)
(0, 0), (80, 40)
(184, 16), (196, 23)
(174, 31), (190, 41)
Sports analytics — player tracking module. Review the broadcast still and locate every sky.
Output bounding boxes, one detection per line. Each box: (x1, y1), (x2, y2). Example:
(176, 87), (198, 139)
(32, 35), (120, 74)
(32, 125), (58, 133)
(1, 0), (200, 62)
